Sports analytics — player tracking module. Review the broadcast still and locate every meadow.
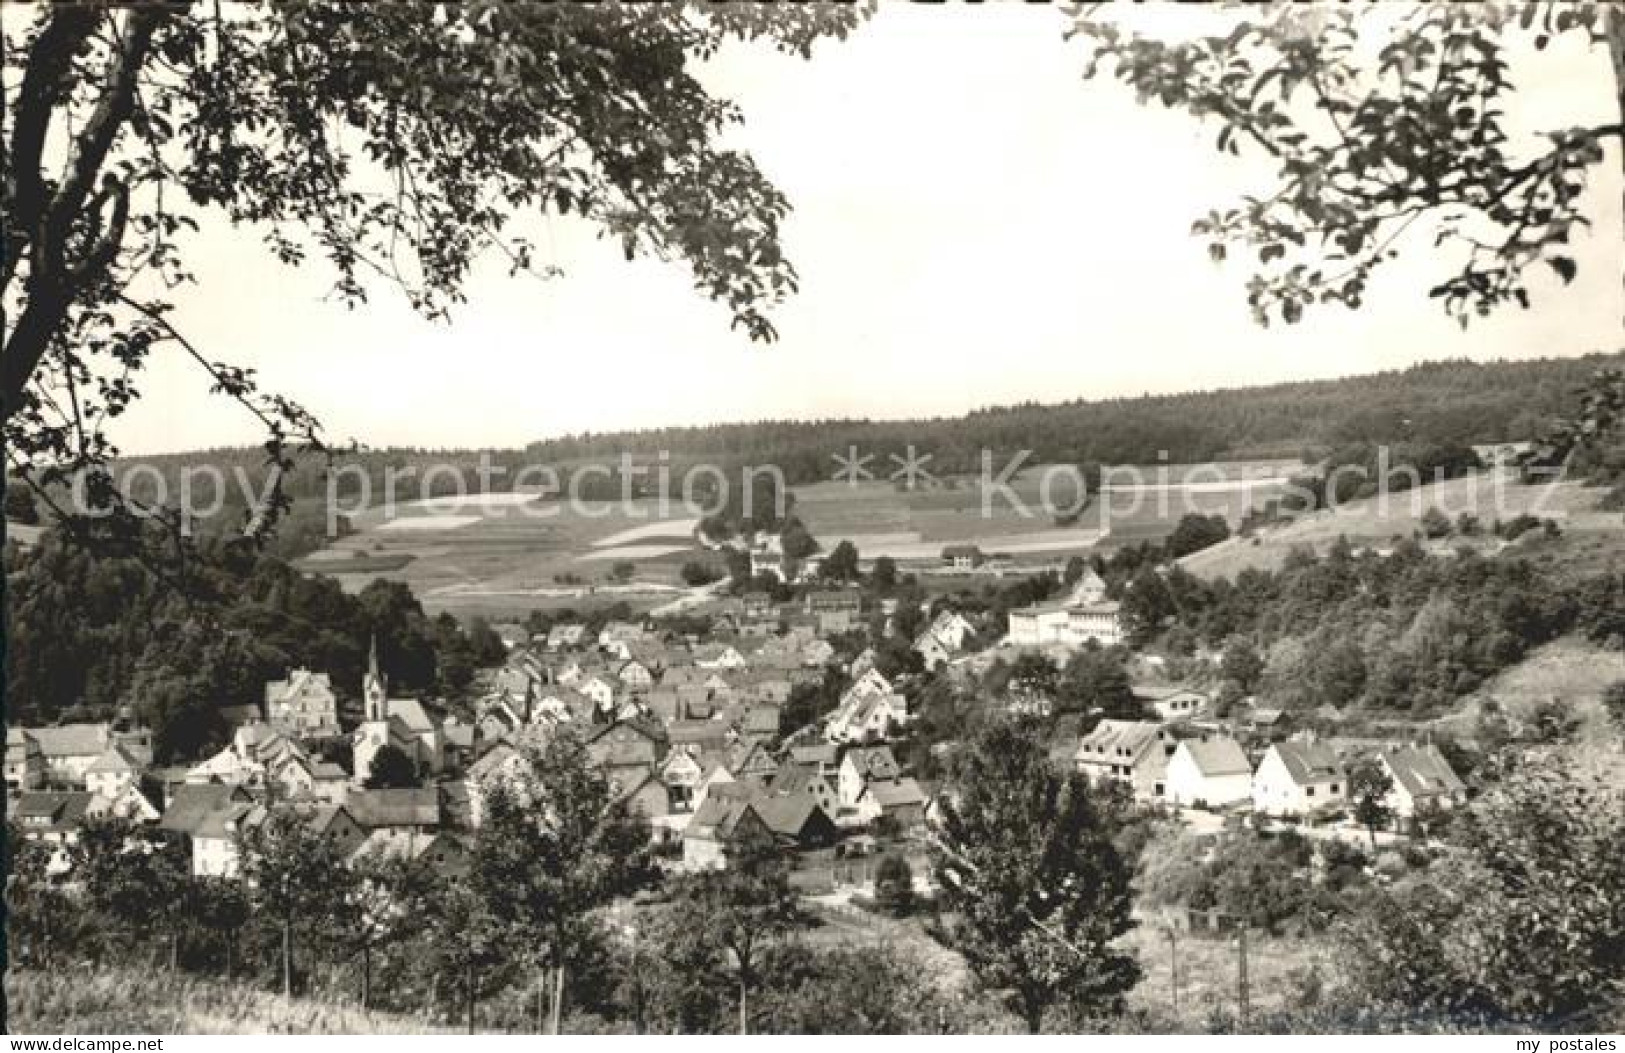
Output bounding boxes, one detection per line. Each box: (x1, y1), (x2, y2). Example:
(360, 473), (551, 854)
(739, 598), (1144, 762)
(297, 461), (1297, 616)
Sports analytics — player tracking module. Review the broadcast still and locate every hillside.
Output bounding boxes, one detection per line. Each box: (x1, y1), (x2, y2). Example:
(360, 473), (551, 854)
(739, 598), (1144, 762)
(1178, 469), (1620, 579)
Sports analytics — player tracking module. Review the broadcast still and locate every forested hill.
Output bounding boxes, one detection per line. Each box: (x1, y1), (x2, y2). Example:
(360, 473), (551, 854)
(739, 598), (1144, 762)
(524, 352), (1625, 475)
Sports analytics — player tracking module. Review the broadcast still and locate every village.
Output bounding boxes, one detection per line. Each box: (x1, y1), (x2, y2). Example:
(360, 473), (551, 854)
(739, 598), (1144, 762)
(5, 544), (1467, 904)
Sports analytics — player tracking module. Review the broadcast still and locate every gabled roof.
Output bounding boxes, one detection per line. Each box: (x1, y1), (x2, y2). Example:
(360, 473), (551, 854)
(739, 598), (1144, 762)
(863, 777), (927, 809)
(1074, 720), (1167, 764)
(1270, 741), (1342, 784)
(160, 784), (252, 835)
(749, 793), (831, 838)
(767, 763), (831, 798)
(28, 723), (111, 759)
(1177, 737), (1251, 778)
(15, 790), (95, 831)
(86, 742), (145, 775)
(843, 745), (901, 782)
(1380, 745), (1465, 798)
(788, 743), (839, 767)
(386, 699), (436, 736)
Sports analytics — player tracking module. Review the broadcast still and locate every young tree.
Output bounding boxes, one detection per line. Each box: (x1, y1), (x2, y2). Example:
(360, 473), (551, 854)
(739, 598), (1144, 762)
(1220, 639), (1266, 694)
(192, 876), (250, 979)
(868, 555), (899, 594)
(471, 729), (652, 1033)
(424, 882), (513, 1034)
(74, 816), (190, 967)
(2, 3), (866, 548)
(1347, 758), (1395, 850)
(239, 807), (350, 998)
(928, 719), (1140, 1033)
(1057, 647), (1138, 719)
(667, 842), (805, 1035)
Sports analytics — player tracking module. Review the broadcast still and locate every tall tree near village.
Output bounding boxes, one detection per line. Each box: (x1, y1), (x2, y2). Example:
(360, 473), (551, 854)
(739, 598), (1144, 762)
(238, 807), (350, 999)
(1, 2), (867, 543)
(1070, 1), (1625, 462)
(666, 841), (806, 1035)
(928, 718), (1140, 1034)
(470, 728), (652, 1034)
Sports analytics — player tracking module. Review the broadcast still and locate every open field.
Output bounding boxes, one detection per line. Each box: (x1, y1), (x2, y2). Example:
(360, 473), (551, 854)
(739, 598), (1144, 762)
(1178, 469), (1618, 579)
(6, 966), (443, 1035)
(299, 462), (1296, 616)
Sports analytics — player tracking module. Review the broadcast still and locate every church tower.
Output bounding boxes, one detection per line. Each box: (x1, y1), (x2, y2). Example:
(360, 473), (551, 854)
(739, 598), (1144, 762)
(363, 635), (388, 722)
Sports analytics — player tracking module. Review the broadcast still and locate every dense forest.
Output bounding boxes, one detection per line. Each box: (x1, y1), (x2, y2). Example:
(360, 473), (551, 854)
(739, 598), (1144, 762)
(9, 352), (1618, 563)
(2, 535), (504, 762)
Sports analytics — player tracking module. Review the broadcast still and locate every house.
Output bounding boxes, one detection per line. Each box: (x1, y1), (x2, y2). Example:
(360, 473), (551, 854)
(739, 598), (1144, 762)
(584, 719), (669, 813)
(14, 790), (96, 844)
(84, 743), (146, 801)
(825, 692), (908, 745)
(737, 704), (783, 743)
(355, 644), (442, 782)
(1376, 745), (1466, 818)
(695, 645), (748, 672)
(925, 609), (976, 652)
(29, 723), (114, 786)
(190, 803), (262, 878)
(913, 632), (953, 671)
(617, 659), (655, 689)
(264, 668), (342, 739)
(855, 777), (928, 831)
(724, 738), (780, 784)
(1144, 688), (1209, 723)
(465, 742), (529, 827)
(1007, 576), (1123, 649)
(838, 745), (903, 809)
(266, 752), (348, 802)
(159, 783), (253, 842)
(766, 764), (840, 819)
(1073, 720), (1176, 801)
(1252, 740), (1346, 817)
(941, 544), (984, 571)
(682, 792), (778, 870)
(804, 589), (862, 634)
(1164, 737), (1252, 809)
(801, 639), (836, 667)
(350, 828), (470, 878)
(579, 675), (618, 710)
(660, 749), (707, 811)
(546, 623), (587, 651)
(89, 781), (162, 824)
(788, 743), (840, 774)
(6, 728), (45, 792)
(186, 723), (303, 787)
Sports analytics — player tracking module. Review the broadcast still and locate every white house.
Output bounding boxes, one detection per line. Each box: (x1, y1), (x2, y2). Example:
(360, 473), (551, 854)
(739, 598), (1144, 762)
(1376, 745), (1466, 818)
(1164, 737), (1252, 808)
(1145, 688), (1209, 723)
(1073, 720), (1175, 801)
(1251, 740), (1345, 817)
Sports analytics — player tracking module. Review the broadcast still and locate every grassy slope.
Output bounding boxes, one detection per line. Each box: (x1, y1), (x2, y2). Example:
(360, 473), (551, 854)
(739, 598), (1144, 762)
(1179, 471), (1619, 580)
(6, 967), (443, 1035)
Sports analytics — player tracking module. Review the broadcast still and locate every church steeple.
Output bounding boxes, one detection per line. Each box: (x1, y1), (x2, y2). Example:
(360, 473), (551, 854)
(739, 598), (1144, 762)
(364, 634), (388, 722)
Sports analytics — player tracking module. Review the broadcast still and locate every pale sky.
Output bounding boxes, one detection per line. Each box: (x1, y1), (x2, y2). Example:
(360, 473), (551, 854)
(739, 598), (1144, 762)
(114, 2), (1625, 455)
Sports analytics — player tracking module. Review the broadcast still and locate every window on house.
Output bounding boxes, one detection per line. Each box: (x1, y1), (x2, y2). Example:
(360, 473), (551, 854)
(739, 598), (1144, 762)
(1306, 787), (1315, 797)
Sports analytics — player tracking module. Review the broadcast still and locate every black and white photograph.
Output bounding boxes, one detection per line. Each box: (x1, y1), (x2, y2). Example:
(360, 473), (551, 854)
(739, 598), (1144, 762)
(4, 0), (1625, 1039)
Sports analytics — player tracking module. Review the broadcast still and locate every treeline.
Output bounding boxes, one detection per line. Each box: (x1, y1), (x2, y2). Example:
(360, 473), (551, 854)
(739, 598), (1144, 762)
(2, 534), (503, 762)
(523, 353), (1625, 479)
(1102, 539), (1625, 713)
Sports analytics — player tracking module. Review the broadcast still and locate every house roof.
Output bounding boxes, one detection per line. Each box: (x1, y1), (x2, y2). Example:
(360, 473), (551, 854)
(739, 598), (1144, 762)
(788, 744), (839, 766)
(667, 720), (729, 747)
(160, 784), (251, 835)
(1178, 737), (1251, 777)
(344, 788), (440, 828)
(843, 745), (901, 782)
(193, 802), (262, 840)
(767, 764), (830, 798)
(351, 828), (466, 865)
(28, 723), (110, 759)
(749, 793), (830, 838)
(385, 698), (436, 736)
(15, 790), (95, 831)
(86, 743), (145, 775)
(941, 544), (984, 559)
(1272, 741), (1342, 783)
(1380, 745), (1465, 798)
(1074, 720), (1167, 764)
(864, 777), (927, 809)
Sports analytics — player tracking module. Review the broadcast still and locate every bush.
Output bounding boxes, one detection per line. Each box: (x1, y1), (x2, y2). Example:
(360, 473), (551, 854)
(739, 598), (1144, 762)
(873, 853), (915, 916)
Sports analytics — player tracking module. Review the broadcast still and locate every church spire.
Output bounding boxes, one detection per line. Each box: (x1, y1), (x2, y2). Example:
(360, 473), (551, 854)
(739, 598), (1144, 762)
(364, 634), (388, 722)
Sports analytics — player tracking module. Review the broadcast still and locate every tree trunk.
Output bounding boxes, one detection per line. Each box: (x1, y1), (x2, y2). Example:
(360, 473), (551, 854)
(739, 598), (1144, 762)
(1607, 5), (1625, 325)
(281, 919), (293, 999)
(361, 945), (371, 1011)
(170, 931), (179, 973)
(225, 932), (234, 980)
(737, 972), (749, 1036)
(536, 966), (546, 1032)
(466, 964), (475, 1034)
(549, 962), (566, 1035)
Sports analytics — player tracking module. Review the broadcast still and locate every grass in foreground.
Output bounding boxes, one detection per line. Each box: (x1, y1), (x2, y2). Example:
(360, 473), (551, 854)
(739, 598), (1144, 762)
(6, 966), (443, 1035)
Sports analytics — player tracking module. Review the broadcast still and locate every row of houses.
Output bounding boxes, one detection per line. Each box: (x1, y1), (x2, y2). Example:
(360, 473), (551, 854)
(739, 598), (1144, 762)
(1075, 720), (1467, 821)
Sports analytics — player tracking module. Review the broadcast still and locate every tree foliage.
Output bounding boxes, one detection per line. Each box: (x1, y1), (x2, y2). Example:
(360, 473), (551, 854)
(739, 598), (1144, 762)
(928, 719), (1140, 1033)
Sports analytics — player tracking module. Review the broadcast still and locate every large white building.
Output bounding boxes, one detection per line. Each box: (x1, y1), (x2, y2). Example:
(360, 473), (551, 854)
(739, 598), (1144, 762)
(1008, 572), (1124, 649)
